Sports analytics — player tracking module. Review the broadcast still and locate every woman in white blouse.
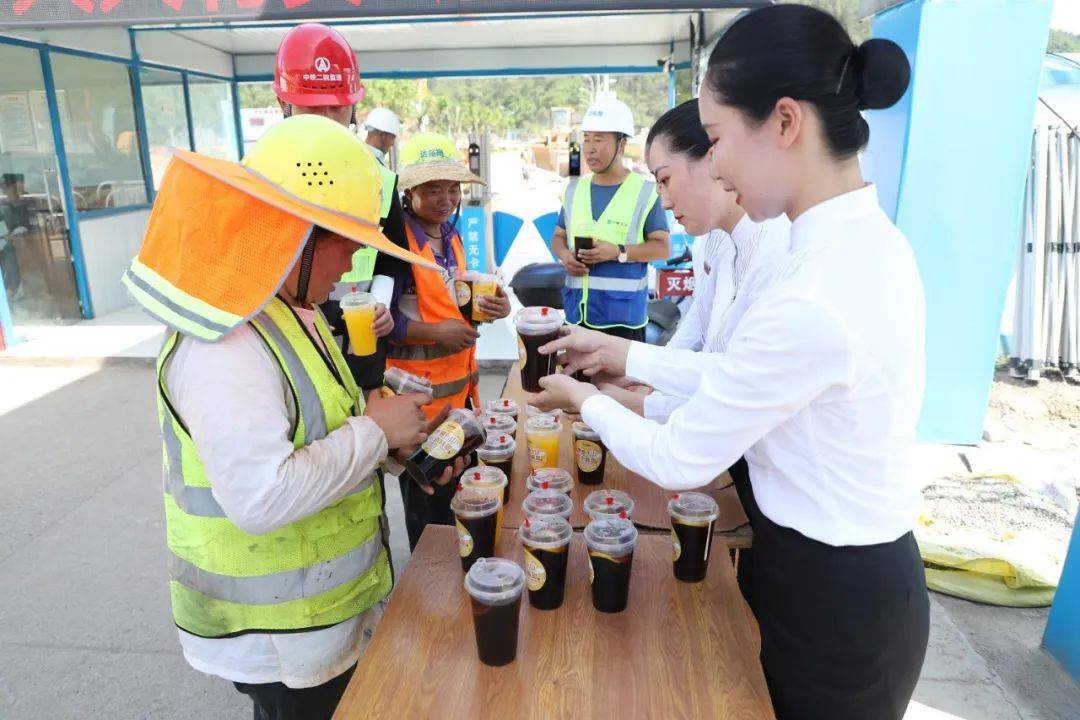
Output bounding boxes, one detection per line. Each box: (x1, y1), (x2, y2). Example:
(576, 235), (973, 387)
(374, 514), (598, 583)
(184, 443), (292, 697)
(608, 98), (790, 423)
(532, 6), (928, 719)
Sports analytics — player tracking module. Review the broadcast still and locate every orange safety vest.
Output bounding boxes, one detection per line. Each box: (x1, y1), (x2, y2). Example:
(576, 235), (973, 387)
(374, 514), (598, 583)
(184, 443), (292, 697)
(387, 223), (480, 419)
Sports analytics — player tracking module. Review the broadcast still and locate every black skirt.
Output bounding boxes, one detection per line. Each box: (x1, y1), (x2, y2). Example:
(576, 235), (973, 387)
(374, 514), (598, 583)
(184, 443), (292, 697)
(730, 458), (929, 720)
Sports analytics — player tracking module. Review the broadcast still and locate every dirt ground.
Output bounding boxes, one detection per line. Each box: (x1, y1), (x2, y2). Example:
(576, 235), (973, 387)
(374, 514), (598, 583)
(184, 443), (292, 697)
(985, 369), (1080, 454)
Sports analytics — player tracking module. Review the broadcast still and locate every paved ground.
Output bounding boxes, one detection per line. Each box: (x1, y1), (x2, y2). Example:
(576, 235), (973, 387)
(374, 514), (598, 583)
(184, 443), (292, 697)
(0, 363), (1077, 719)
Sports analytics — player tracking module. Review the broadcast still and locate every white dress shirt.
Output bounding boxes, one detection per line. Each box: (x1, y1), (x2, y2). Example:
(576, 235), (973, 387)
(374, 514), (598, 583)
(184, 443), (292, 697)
(644, 215), (791, 422)
(164, 308), (389, 688)
(583, 185), (926, 546)
(666, 229), (730, 352)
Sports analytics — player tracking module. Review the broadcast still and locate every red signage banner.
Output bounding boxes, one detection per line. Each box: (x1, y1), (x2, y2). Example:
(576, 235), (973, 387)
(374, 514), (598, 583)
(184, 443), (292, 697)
(658, 269), (695, 298)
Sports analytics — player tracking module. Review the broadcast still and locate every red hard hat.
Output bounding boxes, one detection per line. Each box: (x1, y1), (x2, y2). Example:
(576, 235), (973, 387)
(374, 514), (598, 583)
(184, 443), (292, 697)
(274, 23), (364, 107)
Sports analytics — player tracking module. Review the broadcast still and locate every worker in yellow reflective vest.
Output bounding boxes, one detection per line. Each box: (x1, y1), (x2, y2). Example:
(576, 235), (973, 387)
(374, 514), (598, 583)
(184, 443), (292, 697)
(551, 96), (671, 342)
(123, 115), (465, 720)
(387, 131), (512, 549)
(274, 23), (410, 392)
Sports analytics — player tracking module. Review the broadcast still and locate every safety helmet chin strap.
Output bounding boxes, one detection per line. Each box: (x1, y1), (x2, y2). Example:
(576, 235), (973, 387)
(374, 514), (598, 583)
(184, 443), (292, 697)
(295, 234), (317, 307)
(597, 134), (627, 175)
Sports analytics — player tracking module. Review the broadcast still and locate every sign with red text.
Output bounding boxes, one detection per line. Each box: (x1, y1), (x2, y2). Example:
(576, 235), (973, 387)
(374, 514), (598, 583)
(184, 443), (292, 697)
(658, 269), (694, 298)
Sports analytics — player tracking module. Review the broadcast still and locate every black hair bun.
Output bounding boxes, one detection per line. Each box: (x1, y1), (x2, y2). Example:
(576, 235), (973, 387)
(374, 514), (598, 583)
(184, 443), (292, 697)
(855, 38), (911, 111)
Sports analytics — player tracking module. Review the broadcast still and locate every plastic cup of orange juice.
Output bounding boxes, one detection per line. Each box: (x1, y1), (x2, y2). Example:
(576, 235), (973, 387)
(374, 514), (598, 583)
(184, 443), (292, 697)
(340, 288), (377, 357)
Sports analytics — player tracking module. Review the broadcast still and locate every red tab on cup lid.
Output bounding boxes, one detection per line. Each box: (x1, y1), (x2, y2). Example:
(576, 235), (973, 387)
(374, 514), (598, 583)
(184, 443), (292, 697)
(473, 471), (481, 481)
(489, 417), (496, 424)
(541, 481), (550, 490)
(540, 307), (549, 316)
(605, 496), (615, 505)
(524, 517), (531, 528)
(502, 400), (509, 407)
(499, 435), (507, 442)
(618, 510), (628, 520)
(671, 493), (680, 500)
(456, 483), (463, 493)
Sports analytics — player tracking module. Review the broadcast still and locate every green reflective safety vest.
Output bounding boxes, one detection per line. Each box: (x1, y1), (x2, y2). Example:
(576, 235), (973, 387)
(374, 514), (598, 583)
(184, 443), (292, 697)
(156, 296), (392, 638)
(340, 162), (397, 284)
(563, 172), (658, 329)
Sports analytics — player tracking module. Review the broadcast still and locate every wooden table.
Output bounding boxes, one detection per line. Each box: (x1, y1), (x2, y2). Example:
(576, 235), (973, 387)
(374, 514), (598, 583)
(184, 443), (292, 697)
(498, 365), (752, 548)
(336, 526), (774, 720)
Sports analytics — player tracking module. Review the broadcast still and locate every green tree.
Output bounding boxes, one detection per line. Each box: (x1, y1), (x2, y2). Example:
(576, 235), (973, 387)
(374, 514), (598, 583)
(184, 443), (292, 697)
(1048, 29), (1080, 54)
(238, 82), (277, 110)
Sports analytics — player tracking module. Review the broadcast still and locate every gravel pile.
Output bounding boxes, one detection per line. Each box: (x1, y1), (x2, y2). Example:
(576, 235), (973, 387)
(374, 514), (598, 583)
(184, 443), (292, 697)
(921, 475), (1074, 536)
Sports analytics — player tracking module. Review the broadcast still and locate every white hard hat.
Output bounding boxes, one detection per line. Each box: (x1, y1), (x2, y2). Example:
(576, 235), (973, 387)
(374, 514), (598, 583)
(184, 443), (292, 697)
(582, 97), (635, 137)
(364, 107), (401, 137)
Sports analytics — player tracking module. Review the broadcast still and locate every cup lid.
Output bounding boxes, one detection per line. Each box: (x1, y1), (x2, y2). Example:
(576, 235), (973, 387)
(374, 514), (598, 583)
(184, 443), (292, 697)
(521, 489), (574, 520)
(525, 413), (560, 433)
(514, 306), (563, 334)
(450, 486), (500, 519)
(572, 421), (600, 441)
(486, 398), (520, 417)
(340, 288), (374, 307)
(517, 514), (572, 550)
(583, 517), (638, 555)
(447, 407), (484, 435)
(484, 413), (516, 434)
(526, 468), (573, 494)
(583, 489), (635, 519)
(478, 432), (515, 457)
(460, 465), (508, 492)
(464, 557), (526, 604)
(383, 367), (434, 396)
(667, 491), (720, 523)
(526, 404), (560, 419)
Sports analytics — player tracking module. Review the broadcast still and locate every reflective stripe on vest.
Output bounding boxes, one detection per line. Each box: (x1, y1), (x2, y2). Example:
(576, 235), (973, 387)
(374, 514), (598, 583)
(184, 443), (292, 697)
(385, 222), (480, 419)
(157, 297), (392, 637)
(562, 174), (657, 329)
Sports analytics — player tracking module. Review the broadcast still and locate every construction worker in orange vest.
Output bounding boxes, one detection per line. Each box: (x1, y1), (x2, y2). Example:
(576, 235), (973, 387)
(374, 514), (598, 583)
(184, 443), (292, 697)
(386, 132), (511, 549)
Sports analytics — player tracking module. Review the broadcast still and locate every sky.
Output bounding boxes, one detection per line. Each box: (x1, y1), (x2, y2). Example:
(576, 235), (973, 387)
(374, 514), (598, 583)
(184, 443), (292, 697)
(1052, 1), (1080, 33)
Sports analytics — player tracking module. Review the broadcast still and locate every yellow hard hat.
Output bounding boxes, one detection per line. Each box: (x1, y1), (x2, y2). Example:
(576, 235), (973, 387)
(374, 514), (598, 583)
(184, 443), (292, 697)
(398, 131), (485, 190)
(243, 113), (382, 224)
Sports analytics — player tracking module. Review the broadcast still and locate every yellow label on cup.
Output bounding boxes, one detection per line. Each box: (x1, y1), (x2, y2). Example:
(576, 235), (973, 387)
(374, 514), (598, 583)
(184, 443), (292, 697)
(524, 548), (546, 591)
(518, 336), (527, 368)
(576, 440), (602, 472)
(528, 444), (546, 469)
(454, 280), (472, 307)
(588, 555), (595, 585)
(423, 421), (464, 460)
(456, 520), (473, 558)
(672, 529), (682, 562)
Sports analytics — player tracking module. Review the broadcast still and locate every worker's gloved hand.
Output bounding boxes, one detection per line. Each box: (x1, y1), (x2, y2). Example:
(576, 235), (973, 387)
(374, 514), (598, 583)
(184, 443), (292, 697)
(578, 241), (620, 265)
(474, 290), (510, 321)
(372, 303), (394, 338)
(365, 390), (429, 451)
(559, 248), (589, 277)
(392, 405), (469, 495)
(431, 456), (469, 492)
(433, 319), (479, 351)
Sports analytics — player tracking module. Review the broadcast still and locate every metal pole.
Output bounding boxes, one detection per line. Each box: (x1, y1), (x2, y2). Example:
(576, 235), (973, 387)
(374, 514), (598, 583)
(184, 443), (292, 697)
(182, 71), (196, 153)
(128, 28), (156, 201)
(231, 54), (245, 160)
(39, 50), (94, 319)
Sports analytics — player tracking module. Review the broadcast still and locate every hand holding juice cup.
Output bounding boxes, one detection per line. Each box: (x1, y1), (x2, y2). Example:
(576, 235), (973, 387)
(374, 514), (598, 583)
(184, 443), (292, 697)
(341, 287), (377, 357)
